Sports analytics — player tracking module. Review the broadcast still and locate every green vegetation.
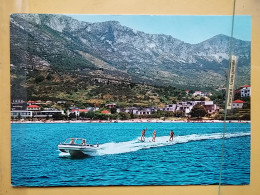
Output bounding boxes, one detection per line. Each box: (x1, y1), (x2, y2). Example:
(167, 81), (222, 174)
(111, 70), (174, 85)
(11, 64), (250, 122)
(190, 104), (207, 118)
(12, 68), (188, 109)
(214, 110), (250, 121)
(210, 91), (225, 108)
(65, 110), (187, 121)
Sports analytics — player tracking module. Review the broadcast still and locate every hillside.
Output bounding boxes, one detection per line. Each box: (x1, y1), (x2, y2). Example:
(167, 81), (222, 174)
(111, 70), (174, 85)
(10, 14), (251, 103)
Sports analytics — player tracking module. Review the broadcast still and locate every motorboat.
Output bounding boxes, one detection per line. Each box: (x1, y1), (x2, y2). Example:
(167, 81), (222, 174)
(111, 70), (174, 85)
(58, 138), (99, 157)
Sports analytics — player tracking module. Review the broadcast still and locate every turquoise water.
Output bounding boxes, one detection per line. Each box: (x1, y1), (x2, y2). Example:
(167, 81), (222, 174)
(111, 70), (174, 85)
(11, 122), (250, 186)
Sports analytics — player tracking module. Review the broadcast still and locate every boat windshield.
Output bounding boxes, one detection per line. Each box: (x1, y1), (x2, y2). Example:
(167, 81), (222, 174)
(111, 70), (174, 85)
(64, 138), (74, 144)
(75, 139), (84, 144)
(64, 138), (85, 145)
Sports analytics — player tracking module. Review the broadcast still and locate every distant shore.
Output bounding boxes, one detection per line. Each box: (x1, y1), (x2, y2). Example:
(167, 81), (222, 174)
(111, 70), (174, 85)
(11, 119), (251, 124)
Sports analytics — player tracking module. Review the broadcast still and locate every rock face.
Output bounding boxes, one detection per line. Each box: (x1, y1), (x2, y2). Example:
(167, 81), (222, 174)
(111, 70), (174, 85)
(10, 14), (250, 89)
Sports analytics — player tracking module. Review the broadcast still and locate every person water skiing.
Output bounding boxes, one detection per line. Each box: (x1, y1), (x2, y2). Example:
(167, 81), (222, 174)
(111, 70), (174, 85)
(152, 130), (156, 142)
(141, 127), (147, 141)
(169, 130), (174, 141)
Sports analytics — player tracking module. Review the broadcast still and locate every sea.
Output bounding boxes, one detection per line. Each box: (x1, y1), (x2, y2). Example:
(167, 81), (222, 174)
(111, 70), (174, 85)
(11, 122), (250, 186)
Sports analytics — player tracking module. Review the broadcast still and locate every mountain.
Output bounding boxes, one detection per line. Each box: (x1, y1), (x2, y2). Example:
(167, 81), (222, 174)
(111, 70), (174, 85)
(10, 14), (250, 90)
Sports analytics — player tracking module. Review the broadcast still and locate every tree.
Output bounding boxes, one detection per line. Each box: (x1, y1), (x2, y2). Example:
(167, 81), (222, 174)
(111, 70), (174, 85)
(35, 75), (44, 83)
(189, 90), (194, 94)
(17, 113), (21, 120)
(242, 97), (250, 109)
(165, 111), (174, 117)
(199, 97), (205, 101)
(79, 112), (86, 118)
(69, 113), (76, 120)
(110, 107), (117, 114)
(234, 92), (241, 100)
(119, 112), (130, 120)
(241, 113), (250, 120)
(242, 102), (250, 109)
(190, 104), (207, 118)
(52, 113), (64, 120)
(152, 110), (166, 118)
(210, 91), (225, 108)
(85, 111), (94, 119)
(46, 73), (53, 80)
(110, 113), (119, 120)
(174, 111), (185, 118)
(171, 99), (177, 104)
(130, 110), (134, 119)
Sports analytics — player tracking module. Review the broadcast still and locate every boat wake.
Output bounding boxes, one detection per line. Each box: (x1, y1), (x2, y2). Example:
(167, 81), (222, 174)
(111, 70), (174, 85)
(95, 132), (250, 156)
(59, 152), (71, 158)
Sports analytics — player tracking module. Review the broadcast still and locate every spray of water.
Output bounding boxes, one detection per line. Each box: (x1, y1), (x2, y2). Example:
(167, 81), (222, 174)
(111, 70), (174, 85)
(96, 132), (250, 156)
(59, 132), (250, 157)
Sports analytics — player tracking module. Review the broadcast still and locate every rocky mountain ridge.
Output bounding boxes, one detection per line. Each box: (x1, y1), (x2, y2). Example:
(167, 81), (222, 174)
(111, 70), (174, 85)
(10, 14), (250, 89)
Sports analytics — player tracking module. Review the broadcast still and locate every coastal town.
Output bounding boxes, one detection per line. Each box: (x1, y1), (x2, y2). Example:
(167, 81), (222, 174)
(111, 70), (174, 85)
(11, 85), (251, 122)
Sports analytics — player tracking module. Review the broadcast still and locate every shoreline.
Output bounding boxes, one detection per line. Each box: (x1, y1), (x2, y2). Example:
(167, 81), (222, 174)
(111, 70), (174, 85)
(11, 119), (251, 124)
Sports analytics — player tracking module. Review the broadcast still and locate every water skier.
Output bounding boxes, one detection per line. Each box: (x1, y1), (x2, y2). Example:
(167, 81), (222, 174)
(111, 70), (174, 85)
(141, 127), (147, 142)
(169, 130), (174, 141)
(152, 130), (156, 142)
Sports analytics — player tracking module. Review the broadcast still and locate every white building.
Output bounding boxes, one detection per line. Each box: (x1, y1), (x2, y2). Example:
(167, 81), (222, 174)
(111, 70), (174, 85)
(11, 99), (27, 110)
(105, 103), (116, 108)
(33, 110), (65, 118)
(137, 108), (157, 115)
(240, 85), (251, 97)
(11, 110), (33, 118)
(198, 101), (219, 114)
(117, 107), (157, 115)
(85, 107), (99, 112)
(175, 101), (219, 115)
(232, 100), (245, 109)
(70, 109), (89, 116)
(57, 101), (67, 104)
(176, 101), (198, 115)
(11, 110), (65, 118)
(162, 104), (177, 112)
(117, 107), (139, 115)
(193, 91), (202, 96)
(27, 105), (40, 111)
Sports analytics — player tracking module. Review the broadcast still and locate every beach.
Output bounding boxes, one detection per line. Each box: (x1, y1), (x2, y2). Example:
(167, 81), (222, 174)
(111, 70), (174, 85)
(11, 119), (251, 124)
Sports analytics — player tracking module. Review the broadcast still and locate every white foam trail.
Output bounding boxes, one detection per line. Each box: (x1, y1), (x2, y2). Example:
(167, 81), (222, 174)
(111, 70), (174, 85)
(59, 152), (71, 157)
(96, 132), (250, 156)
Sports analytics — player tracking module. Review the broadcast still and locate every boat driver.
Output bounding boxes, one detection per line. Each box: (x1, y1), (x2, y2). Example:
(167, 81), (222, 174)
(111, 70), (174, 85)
(82, 139), (86, 145)
(69, 138), (74, 144)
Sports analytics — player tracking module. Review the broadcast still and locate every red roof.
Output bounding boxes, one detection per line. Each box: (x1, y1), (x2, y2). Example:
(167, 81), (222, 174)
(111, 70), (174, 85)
(185, 90), (190, 92)
(233, 100), (245, 103)
(28, 101), (36, 103)
(27, 105), (40, 108)
(101, 110), (111, 114)
(242, 85), (250, 88)
(235, 90), (241, 93)
(79, 109), (88, 113)
(72, 109), (89, 112)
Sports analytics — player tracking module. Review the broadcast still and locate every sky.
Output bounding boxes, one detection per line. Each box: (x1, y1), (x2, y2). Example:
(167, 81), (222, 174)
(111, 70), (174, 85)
(67, 15), (251, 44)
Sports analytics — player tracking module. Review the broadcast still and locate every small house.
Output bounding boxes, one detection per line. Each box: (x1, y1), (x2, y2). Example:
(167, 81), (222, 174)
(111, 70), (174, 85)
(232, 100), (246, 109)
